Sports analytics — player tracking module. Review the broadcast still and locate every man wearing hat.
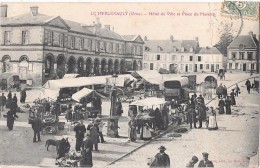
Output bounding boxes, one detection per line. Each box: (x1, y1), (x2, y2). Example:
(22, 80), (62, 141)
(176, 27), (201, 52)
(197, 95), (204, 105)
(74, 119), (86, 151)
(196, 102), (207, 128)
(32, 114), (42, 142)
(198, 152), (214, 167)
(150, 146), (170, 168)
(186, 156), (199, 168)
(218, 97), (225, 114)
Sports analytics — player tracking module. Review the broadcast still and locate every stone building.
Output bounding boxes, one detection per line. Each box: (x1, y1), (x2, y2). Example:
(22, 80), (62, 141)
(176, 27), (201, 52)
(227, 31), (259, 72)
(0, 5), (144, 86)
(143, 36), (224, 73)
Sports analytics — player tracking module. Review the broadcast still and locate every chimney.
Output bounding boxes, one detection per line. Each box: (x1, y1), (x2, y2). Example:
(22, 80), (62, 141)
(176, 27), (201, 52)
(0, 4), (8, 17)
(95, 17), (101, 27)
(170, 35), (174, 42)
(30, 6), (39, 16)
(195, 37), (199, 42)
(144, 36), (148, 41)
(104, 25), (111, 30)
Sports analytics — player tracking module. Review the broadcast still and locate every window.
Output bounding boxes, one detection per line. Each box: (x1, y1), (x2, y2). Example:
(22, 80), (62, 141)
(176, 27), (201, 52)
(22, 31), (29, 45)
(116, 44), (119, 54)
(2, 56), (10, 73)
(181, 56), (184, 61)
(206, 64), (209, 69)
(248, 52), (253, 60)
(200, 64), (203, 69)
(4, 31), (10, 45)
(109, 43), (113, 53)
(47, 31), (53, 46)
(252, 63), (255, 70)
(216, 64), (219, 70)
(181, 64), (184, 70)
(143, 63), (148, 69)
(198, 56), (201, 62)
(79, 38), (84, 50)
(239, 52), (244, 59)
(87, 39), (92, 51)
(172, 55), (176, 61)
(71, 36), (75, 49)
(189, 56), (193, 61)
(100, 41), (104, 51)
(229, 63), (232, 69)
(232, 52), (236, 59)
(59, 34), (64, 47)
(145, 46), (150, 51)
(157, 55), (160, 60)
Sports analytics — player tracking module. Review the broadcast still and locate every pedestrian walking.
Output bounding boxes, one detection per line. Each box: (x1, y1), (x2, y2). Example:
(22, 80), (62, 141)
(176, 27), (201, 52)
(225, 96), (232, 115)
(32, 114), (42, 142)
(0, 93), (7, 117)
(87, 119), (99, 151)
(74, 119), (86, 152)
(196, 103), (207, 128)
(187, 105), (197, 129)
(128, 116), (137, 142)
(161, 104), (169, 129)
(234, 84), (240, 97)
(245, 79), (251, 94)
(7, 109), (16, 130)
(95, 116), (105, 143)
(20, 89), (27, 103)
(216, 83), (223, 99)
(197, 94), (205, 105)
(80, 134), (93, 167)
(6, 91), (12, 109)
(207, 107), (218, 130)
(218, 98), (225, 114)
(149, 146), (170, 168)
(198, 152), (214, 167)
(222, 85), (227, 98)
(186, 156), (199, 168)
(230, 90), (236, 106)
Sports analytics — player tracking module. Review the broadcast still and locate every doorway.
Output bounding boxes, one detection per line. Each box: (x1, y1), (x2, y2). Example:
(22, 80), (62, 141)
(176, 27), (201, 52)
(243, 63), (246, 71)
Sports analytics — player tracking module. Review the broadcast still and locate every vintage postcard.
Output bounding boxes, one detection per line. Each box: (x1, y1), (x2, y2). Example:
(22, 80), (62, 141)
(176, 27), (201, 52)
(0, 1), (259, 168)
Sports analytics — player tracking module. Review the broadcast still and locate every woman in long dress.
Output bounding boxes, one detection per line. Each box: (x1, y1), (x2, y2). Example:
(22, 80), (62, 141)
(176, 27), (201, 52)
(142, 122), (152, 141)
(7, 109), (16, 130)
(128, 116), (137, 142)
(208, 107), (218, 130)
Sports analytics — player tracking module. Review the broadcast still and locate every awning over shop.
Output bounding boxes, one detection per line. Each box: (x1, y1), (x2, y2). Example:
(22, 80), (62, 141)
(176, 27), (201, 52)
(106, 74), (137, 87)
(131, 70), (163, 85)
(43, 76), (108, 89)
(63, 74), (80, 78)
(72, 88), (105, 102)
(38, 89), (60, 100)
(130, 97), (166, 107)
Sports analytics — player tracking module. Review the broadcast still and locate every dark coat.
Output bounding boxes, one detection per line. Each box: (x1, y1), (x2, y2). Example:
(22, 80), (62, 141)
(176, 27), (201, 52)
(245, 80), (251, 89)
(74, 124), (86, 140)
(0, 95), (7, 106)
(197, 105), (207, 121)
(198, 159), (214, 167)
(32, 117), (42, 132)
(150, 152), (170, 168)
(7, 110), (15, 130)
(80, 137), (93, 167)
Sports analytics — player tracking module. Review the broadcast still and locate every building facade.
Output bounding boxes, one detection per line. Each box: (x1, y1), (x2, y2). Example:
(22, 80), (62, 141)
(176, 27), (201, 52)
(0, 5), (144, 86)
(227, 31), (259, 72)
(143, 36), (223, 73)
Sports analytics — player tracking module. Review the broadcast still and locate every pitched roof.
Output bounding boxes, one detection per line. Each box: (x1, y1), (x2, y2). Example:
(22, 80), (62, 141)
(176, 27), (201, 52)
(196, 47), (222, 55)
(144, 39), (198, 53)
(84, 26), (124, 41)
(1, 13), (53, 26)
(228, 35), (258, 49)
(122, 35), (137, 41)
(64, 20), (93, 35)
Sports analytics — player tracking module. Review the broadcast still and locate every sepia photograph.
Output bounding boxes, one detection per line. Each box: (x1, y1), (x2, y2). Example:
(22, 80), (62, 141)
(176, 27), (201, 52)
(0, 1), (259, 168)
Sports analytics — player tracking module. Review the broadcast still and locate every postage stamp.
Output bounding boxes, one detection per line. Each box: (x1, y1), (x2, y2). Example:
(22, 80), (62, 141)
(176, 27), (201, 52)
(221, 1), (259, 20)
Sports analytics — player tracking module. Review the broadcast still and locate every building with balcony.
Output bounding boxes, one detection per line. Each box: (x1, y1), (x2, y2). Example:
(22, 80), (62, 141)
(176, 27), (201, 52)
(0, 5), (144, 86)
(227, 31), (259, 72)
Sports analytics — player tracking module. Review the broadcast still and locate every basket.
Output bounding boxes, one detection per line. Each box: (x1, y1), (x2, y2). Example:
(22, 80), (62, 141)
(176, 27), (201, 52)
(58, 122), (65, 130)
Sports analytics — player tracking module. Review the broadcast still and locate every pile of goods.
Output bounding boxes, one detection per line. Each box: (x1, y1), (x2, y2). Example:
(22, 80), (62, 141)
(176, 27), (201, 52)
(56, 152), (82, 167)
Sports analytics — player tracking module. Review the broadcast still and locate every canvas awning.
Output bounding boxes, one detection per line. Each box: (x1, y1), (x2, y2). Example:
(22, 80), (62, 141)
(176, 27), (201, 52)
(43, 76), (108, 89)
(106, 74), (137, 87)
(38, 89), (60, 100)
(131, 70), (162, 85)
(72, 88), (105, 102)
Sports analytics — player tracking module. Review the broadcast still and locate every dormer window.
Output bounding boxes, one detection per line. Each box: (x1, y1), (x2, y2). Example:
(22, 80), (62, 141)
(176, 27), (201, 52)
(239, 44), (244, 50)
(145, 46), (150, 51)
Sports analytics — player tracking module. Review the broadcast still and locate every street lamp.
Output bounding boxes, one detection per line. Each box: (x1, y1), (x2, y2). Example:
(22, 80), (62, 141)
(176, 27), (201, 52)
(107, 73), (120, 138)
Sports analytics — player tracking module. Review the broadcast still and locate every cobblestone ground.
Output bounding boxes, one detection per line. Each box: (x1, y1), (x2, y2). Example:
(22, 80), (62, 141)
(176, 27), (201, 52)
(0, 72), (258, 168)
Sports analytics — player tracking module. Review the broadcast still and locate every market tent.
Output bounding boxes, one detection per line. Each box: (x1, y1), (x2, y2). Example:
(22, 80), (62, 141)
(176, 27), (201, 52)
(42, 76), (108, 89)
(130, 97), (166, 107)
(72, 88), (105, 102)
(106, 74), (137, 87)
(38, 88), (60, 100)
(131, 70), (163, 85)
(63, 74), (80, 78)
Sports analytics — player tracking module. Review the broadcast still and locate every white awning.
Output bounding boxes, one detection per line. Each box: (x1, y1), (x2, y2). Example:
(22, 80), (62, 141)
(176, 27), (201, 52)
(131, 70), (163, 85)
(72, 88), (105, 102)
(130, 97), (166, 107)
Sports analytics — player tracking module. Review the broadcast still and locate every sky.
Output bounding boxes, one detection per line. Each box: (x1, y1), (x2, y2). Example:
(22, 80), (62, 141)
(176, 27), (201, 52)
(3, 2), (259, 47)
